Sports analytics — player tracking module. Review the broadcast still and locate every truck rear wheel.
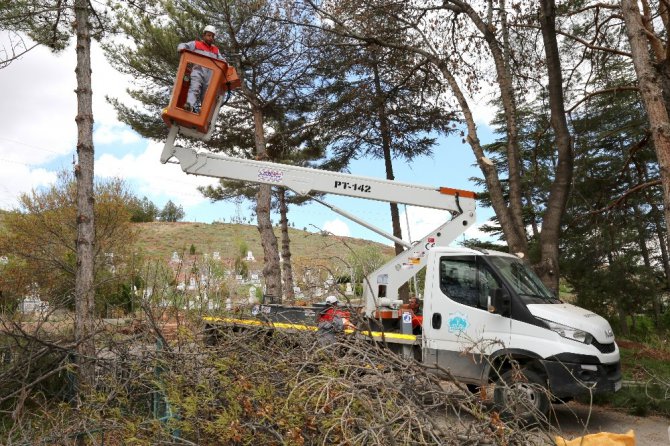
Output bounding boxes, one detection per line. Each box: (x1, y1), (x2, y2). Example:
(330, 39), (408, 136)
(493, 368), (550, 425)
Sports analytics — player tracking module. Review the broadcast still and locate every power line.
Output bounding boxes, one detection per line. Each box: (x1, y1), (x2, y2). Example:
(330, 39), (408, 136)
(0, 137), (68, 155)
(0, 157), (40, 168)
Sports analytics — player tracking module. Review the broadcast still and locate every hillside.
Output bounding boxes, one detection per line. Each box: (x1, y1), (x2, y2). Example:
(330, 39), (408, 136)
(134, 221), (394, 265)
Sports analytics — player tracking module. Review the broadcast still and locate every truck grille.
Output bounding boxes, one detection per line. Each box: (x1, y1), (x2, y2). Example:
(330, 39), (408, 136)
(591, 339), (615, 354)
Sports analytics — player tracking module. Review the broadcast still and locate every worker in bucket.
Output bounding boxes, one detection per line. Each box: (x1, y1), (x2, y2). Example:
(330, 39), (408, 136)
(177, 25), (226, 113)
(316, 295), (354, 345)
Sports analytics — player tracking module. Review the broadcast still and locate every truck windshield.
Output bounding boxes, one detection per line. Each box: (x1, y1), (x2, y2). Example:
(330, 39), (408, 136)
(488, 256), (559, 303)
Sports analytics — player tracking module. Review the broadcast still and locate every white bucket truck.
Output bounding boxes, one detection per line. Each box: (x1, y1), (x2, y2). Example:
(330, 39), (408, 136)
(160, 141), (622, 422)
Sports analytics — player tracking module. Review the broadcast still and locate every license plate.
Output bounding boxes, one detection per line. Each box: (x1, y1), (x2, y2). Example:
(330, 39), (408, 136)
(614, 380), (622, 392)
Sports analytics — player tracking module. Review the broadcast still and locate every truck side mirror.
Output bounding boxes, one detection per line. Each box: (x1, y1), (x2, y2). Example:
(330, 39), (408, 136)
(489, 288), (511, 316)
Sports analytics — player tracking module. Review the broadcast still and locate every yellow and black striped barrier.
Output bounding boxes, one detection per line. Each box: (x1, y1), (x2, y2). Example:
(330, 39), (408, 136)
(203, 316), (419, 345)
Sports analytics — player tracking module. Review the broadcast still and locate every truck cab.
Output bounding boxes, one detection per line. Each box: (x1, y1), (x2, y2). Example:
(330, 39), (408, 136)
(421, 246), (621, 419)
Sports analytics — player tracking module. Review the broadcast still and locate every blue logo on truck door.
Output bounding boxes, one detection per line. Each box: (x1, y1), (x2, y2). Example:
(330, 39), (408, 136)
(447, 313), (469, 333)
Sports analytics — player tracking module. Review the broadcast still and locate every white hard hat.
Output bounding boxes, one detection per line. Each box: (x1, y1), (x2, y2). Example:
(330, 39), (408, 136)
(203, 25), (216, 35)
(325, 295), (338, 305)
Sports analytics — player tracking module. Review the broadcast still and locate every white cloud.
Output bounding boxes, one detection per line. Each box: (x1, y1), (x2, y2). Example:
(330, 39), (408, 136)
(399, 207), (448, 242)
(322, 219), (351, 237)
(0, 162), (58, 209)
(400, 206), (499, 245)
(0, 45), (76, 165)
(94, 124), (141, 145)
(470, 97), (496, 127)
(96, 141), (218, 207)
(0, 33), (143, 210)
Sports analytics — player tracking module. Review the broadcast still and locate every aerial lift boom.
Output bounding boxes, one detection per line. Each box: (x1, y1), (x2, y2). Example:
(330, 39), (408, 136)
(160, 144), (476, 314)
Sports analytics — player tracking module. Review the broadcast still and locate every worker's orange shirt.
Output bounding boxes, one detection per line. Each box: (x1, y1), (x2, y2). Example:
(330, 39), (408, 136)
(318, 307), (350, 322)
(412, 314), (423, 330)
(318, 307), (355, 329)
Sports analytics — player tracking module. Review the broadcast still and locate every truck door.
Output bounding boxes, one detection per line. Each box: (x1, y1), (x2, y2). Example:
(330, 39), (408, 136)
(423, 254), (511, 381)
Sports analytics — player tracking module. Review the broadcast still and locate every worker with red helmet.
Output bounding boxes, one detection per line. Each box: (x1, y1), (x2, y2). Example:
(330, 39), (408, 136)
(177, 25), (227, 112)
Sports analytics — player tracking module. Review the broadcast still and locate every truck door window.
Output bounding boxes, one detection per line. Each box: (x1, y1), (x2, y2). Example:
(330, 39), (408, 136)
(477, 263), (502, 306)
(439, 257), (502, 309)
(439, 258), (474, 307)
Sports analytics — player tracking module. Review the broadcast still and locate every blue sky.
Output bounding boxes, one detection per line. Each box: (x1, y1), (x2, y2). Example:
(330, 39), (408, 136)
(0, 36), (499, 246)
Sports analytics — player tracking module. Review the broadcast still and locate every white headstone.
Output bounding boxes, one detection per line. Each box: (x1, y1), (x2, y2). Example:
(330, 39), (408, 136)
(171, 251), (180, 262)
(246, 251), (255, 261)
(188, 277), (196, 290)
(21, 297), (48, 314)
(345, 283), (353, 296)
(213, 251), (220, 260)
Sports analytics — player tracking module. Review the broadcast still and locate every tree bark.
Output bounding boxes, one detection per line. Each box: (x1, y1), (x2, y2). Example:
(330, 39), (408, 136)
(278, 189), (295, 303)
(621, 0), (670, 272)
(537, 0), (574, 292)
(250, 105), (282, 302)
(74, 0), (96, 392)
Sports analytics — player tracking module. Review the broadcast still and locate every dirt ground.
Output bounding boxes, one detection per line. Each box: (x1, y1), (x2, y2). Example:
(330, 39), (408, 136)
(439, 383), (669, 445)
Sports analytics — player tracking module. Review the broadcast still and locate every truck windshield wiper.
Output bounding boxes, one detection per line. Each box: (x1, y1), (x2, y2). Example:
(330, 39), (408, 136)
(518, 293), (555, 300)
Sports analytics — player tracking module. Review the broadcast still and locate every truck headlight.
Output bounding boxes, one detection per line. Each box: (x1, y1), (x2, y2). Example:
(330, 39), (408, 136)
(538, 318), (593, 344)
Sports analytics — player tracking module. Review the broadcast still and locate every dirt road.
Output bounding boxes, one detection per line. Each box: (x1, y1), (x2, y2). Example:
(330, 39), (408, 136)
(551, 402), (669, 446)
(440, 385), (669, 445)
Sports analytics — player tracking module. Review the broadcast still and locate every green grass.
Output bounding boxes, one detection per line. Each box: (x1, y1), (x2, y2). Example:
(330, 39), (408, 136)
(619, 347), (670, 380)
(580, 345), (670, 417)
(134, 221), (393, 262)
(589, 384), (670, 417)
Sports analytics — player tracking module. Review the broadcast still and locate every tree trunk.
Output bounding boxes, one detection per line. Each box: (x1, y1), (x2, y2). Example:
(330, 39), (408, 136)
(449, 0), (528, 249)
(652, 203), (670, 287)
(537, 0), (574, 292)
(640, 161), (670, 291)
(618, 307), (630, 336)
(250, 105), (282, 302)
(278, 189), (295, 303)
(433, 58), (528, 255)
(633, 205), (652, 267)
(622, 0), (670, 271)
(73, 0), (96, 392)
(372, 61), (409, 302)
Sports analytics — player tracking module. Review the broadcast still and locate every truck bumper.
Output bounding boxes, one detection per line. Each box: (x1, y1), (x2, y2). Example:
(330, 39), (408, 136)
(540, 353), (622, 399)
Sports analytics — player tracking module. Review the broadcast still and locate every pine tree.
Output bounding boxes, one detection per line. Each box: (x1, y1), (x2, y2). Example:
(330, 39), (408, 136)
(0, 0), (110, 392)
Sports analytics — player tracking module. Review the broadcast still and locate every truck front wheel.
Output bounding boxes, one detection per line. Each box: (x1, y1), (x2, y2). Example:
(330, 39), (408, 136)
(493, 368), (550, 425)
